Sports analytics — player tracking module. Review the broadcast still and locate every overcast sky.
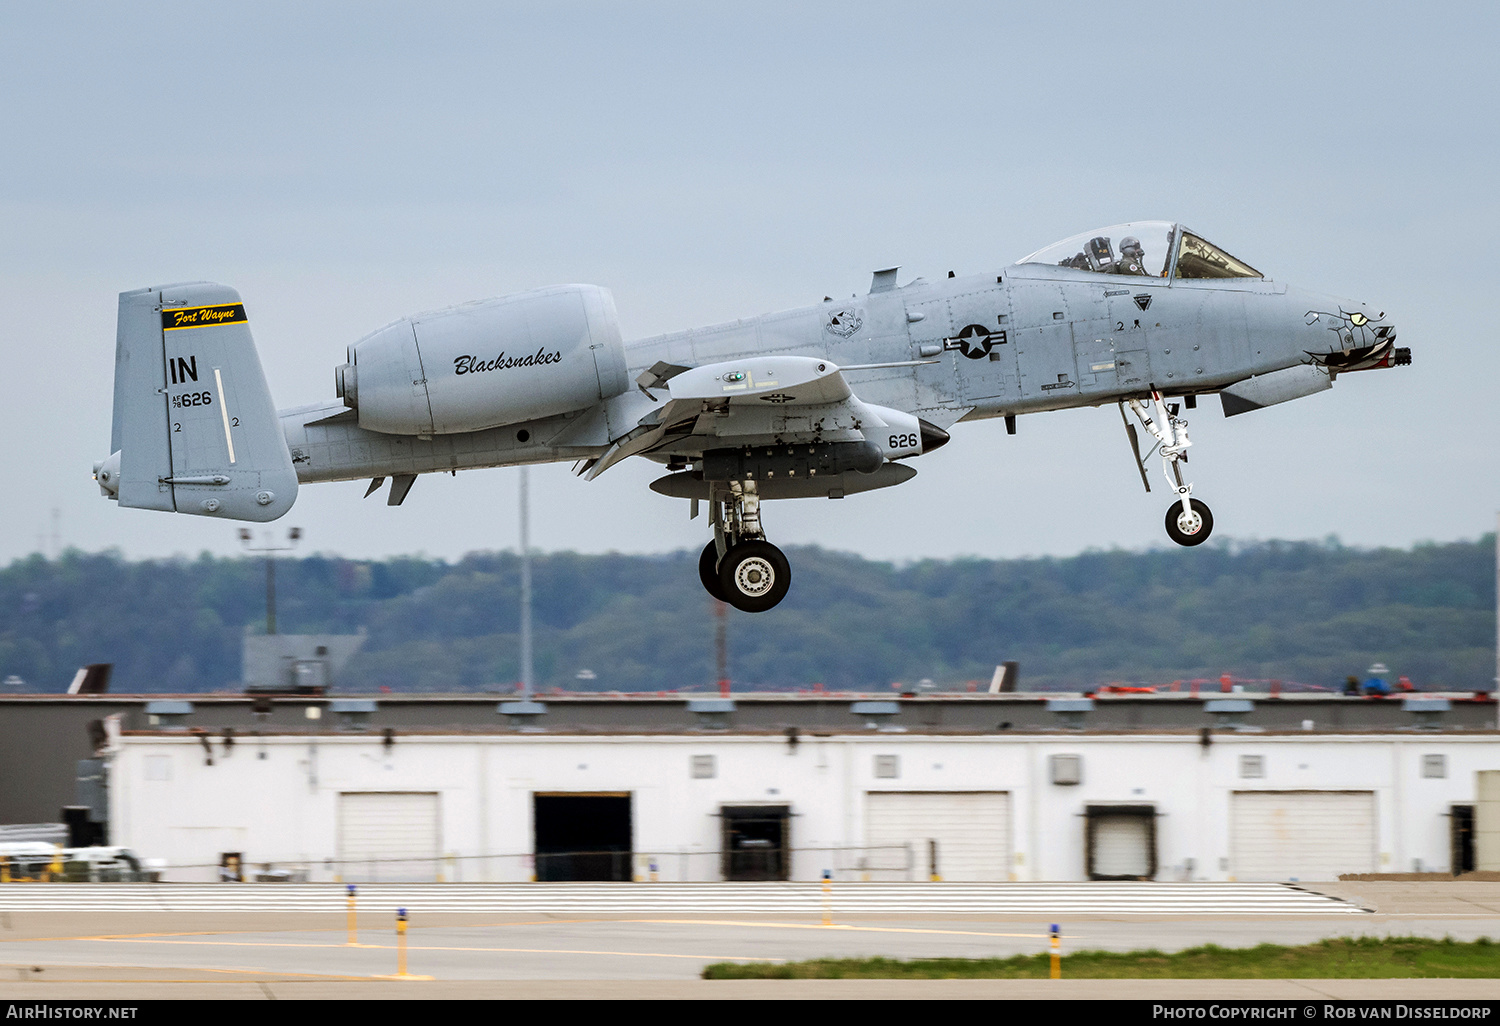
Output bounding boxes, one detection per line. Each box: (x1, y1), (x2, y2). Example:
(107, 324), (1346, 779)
(2, 2), (1495, 566)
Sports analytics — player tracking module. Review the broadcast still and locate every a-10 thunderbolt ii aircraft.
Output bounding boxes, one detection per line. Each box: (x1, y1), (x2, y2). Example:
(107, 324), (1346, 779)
(95, 221), (1407, 612)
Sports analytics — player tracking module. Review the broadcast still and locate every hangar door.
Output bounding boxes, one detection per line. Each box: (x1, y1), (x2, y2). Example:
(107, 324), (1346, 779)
(1230, 791), (1376, 881)
(865, 792), (1011, 881)
(338, 792), (441, 882)
(533, 793), (632, 882)
(1086, 805), (1157, 880)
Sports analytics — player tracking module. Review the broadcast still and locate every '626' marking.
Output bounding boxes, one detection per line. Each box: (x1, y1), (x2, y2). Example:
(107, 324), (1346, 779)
(172, 391), (212, 409)
(889, 432), (919, 451)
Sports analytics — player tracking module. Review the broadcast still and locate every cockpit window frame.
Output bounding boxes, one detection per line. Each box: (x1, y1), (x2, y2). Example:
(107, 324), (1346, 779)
(1165, 224), (1182, 283)
(1172, 229), (1263, 281)
(1014, 222), (1265, 286)
(1014, 221), (1176, 282)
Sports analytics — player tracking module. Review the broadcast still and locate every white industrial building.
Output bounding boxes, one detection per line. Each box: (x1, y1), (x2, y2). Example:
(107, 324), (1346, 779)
(104, 722), (1498, 884)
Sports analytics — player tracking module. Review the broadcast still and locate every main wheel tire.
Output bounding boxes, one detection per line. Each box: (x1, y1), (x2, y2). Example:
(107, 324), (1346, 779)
(698, 541), (728, 602)
(1165, 498), (1214, 547)
(718, 540), (792, 612)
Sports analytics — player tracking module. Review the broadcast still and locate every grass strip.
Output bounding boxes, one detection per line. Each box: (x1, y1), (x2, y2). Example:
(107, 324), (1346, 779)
(703, 936), (1500, 979)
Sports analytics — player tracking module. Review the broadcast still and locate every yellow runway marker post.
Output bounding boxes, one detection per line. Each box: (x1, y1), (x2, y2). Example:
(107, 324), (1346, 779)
(381, 907), (433, 981)
(346, 884), (356, 945)
(1049, 923), (1061, 979)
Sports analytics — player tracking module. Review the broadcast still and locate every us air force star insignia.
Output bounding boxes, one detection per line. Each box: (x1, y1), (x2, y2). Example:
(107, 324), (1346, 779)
(943, 323), (1005, 359)
(759, 393), (795, 403)
(1133, 294), (1152, 311)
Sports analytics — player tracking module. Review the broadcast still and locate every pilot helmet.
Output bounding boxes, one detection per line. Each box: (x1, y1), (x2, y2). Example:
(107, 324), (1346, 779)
(1120, 236), (1143, 257)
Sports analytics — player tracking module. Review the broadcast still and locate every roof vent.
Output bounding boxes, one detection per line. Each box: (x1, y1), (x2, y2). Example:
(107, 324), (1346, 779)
(145, 700), (193, 731)
(1046, 698), (1093, 730)
(330, 699), (377, 731)
(1403, 697), (1450, 731)
(497, 701), (548, 731)
(1204, 698), (1255, 731)
(687, 698), (736, 731)
(851, 700), (902, 731)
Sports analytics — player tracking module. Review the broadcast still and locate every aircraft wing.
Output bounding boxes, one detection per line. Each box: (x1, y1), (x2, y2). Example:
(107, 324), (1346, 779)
(581, 355), (927, 480)
(664, 355), (855, 407)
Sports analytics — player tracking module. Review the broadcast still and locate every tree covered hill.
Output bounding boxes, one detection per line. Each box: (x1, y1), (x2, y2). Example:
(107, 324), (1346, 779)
(0, 538), (1492, 694)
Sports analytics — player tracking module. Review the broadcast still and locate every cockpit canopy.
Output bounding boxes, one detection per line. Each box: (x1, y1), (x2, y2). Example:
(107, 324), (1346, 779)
(1016, 221), (1262, 280)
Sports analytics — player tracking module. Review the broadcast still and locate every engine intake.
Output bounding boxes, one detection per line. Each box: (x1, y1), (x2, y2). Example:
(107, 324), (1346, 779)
(336, 284), (629, 435)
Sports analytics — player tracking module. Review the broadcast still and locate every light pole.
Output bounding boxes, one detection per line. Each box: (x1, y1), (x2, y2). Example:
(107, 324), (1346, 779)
(519, 466), (533, 699)
(715, 597), (729, 698)
(239, 527), (302, 635)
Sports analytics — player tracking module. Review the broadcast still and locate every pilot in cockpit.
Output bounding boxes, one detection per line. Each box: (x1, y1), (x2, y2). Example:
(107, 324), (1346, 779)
(1057, 235), (1149, 275)
(1107, 237), (1149, 276)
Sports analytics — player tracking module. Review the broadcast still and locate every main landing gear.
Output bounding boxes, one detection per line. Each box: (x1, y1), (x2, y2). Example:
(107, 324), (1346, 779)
(1121, 391), (1214, 547)
(699, 481), (792, 612)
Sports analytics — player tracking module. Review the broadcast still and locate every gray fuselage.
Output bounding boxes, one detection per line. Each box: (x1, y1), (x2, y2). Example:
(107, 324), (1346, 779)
(279, 263), (1374, 487)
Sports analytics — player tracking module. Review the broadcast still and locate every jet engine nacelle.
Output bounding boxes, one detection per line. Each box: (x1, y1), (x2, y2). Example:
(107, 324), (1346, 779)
(336, 284), (630, 435)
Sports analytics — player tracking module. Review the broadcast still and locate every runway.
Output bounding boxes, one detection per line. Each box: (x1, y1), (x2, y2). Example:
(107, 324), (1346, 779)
(0, 881), (1494, 999)
(0, 880), (1369, 915)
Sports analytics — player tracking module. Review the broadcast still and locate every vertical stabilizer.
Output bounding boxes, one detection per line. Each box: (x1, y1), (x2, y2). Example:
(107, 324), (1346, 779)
(99, 283), (297, 521)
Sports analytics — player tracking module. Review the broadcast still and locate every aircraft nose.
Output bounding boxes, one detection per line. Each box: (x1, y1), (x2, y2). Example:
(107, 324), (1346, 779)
(1353, 308), (1410, 364)
(1299, 293), (1408, 370)
(1370, 321), (1410, 364)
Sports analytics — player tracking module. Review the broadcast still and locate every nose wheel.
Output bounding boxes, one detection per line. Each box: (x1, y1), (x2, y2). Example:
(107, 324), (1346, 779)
(1121, 391), (1216, 548)
(1165, 498), (1213, 546)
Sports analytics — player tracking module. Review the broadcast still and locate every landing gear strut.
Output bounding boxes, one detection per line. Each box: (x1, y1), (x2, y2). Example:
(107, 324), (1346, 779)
(1123, 391), (1214, 547)
(702, 481), (792, 612)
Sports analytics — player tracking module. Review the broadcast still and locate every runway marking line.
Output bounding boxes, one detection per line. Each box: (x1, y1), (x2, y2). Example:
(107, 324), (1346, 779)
(72, 918), (624, 940)
(76, 936), (782, 963)
(620, 918), (1047, 939)
(372, 974), (436, 980)
(51, 918), (1045, 944)
(7, 918), (631, 945)
(0, 959), (396, 982)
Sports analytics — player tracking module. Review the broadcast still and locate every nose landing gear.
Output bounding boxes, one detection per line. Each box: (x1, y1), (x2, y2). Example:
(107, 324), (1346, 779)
(1165, 497), (1213, 547)
(1122, 391), (1214, 547)
(702, 481), (792, 612)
